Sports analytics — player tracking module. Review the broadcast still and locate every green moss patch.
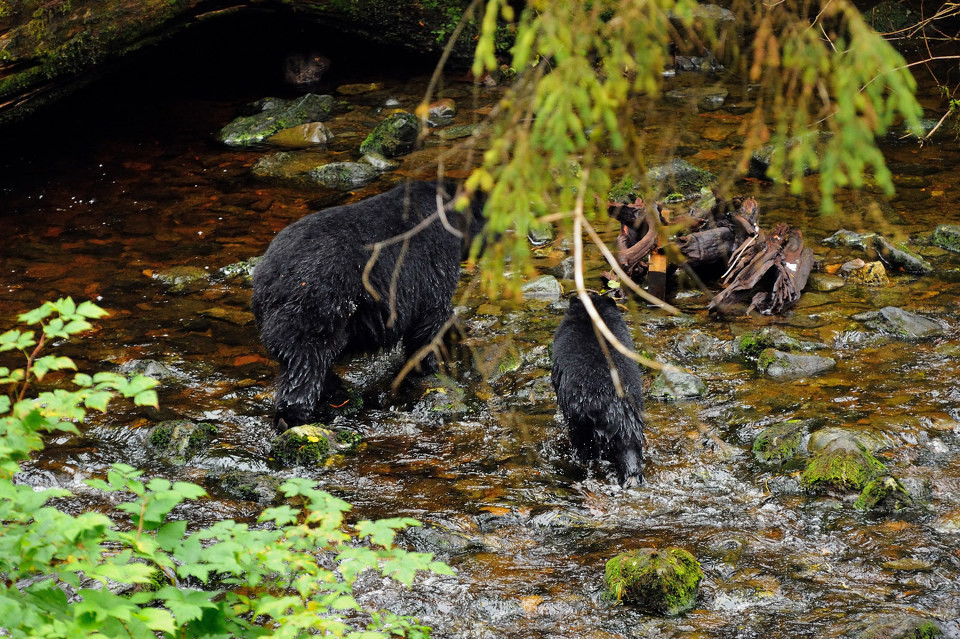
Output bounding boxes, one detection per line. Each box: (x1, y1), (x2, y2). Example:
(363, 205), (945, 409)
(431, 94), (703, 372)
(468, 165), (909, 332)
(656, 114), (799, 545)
(854, 475), (914, 513)
(802, 441), (886, 492)
(359, 112), (420, 157)
(271, 424), (364, 466)
(752, 420), (805, 464)
(604, 547), (703, 615)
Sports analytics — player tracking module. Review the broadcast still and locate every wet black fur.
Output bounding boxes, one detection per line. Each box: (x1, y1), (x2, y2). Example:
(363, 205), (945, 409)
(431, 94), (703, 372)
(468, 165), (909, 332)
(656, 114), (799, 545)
(550, 294), (646, 486)
(252, 180), (485, 428)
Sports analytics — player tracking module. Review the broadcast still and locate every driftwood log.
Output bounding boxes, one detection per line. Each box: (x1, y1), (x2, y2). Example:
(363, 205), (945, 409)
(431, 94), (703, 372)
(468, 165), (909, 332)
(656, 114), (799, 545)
(608, 194), (814, 315)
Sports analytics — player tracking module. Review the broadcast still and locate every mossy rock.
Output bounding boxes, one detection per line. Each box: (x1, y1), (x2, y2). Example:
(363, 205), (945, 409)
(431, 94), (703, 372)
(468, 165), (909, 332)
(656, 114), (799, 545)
(752, 420), (805, 464)
(148, 420), (218, 462)
(845, 260), (889, 286)
(609, 160), (716, 203)
(308, 162), (380, 189)
(271, 424), (333, 466)
(854, 475), (914, 513)
(604, 547), (703, 615)
(737, 327), (801, 361)
(856, 614), (943, 639)
(872, 235), (932, 275)
(757, 348), (836, 380)
(218, 94), (333, 147)
(271, 424), (364, 466)
(359, 112), (421, 157)
(214, 470), (282, 505)
(801, 439), (886, 492)
(931, 224), (960, 253)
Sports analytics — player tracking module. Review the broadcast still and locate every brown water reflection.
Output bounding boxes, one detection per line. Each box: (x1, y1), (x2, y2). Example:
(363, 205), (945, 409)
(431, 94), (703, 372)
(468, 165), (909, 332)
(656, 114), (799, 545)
(2, 25), (960, 638)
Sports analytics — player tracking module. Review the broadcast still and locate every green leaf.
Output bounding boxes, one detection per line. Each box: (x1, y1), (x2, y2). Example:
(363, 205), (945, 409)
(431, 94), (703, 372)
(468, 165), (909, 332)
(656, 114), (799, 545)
(155, 586), (216, 624)
(133, 390), (159, 408)
(76, 300), (109, 319)
(133, 607), (176, 634)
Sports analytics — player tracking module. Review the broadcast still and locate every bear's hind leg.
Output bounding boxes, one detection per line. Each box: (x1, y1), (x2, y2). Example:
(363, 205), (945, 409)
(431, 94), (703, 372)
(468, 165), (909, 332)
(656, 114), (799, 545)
(401, 306), (453, 374)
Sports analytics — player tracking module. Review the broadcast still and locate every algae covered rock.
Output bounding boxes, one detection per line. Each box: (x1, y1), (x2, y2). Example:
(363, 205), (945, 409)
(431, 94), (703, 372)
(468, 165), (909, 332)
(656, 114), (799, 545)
(931, 224), (960, 253)
(854, 614), (943, 639)
(854, 474), (914, 513)
(852, 307), (945, 339)
(151, 266), (210, 294)
(873, 235), (932, 275)
(843, 259), (890, 286)
(265, 122), (334, 148)
(604, 547), (703, 615)
(801, 436), (886, 492)
(821, 229), (874, 251)
(736, 327), (802, 360)
(148, 420), (218, 463)
(757, 348), (835, 379)
(213, 470), (282, 506)
(360, 113), (421, 157)
(521, 275), (562, 302)
(649, 365), (707, 400)
(218, 94), (334, 147)
(308, 162), (380, 189)
(752, 420), (806, 464)
(271, 424), (363, 467)
(609, 159), (716, 203)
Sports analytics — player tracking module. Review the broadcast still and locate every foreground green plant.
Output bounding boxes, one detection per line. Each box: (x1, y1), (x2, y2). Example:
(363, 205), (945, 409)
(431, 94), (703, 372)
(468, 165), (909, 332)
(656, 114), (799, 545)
(0, 298), (451, 638)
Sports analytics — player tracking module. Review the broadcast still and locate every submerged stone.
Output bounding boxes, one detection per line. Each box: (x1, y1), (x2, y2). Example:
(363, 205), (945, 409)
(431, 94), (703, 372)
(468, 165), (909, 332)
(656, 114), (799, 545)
(757, 348), (835, 379)
(854, 474), (914, 513)
(604, 547), (703, 615)
(675, 329), (725, 360)
(438, 124), (477, 140)
(309, 162), (381, 189)
(360, 112), (421, 157)
(650, 365), (707, 400)
(873, 235), (932, 275)
(932, 224), (960, 253)
(528, 222), (556, 246)
(752, 420), (806, 464)
(218, 94), (333, 146)
(218, 256), (262, 282)
(425, 98), (457, 126)
(361, 152), (400, 171)
(852, 307), (945, 339)
(806, 273), (845, 292)
(801, 437), (886, 492)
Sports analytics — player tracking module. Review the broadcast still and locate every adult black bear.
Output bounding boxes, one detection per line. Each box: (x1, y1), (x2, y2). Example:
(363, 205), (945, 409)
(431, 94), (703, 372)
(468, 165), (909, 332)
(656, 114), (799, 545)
(551, 293), (646, 487)
(252, 180), (485, 428)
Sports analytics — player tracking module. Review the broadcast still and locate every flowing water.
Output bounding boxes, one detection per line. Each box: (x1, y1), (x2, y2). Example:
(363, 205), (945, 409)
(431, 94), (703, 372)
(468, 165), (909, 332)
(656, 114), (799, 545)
(2, 15), (960, 639)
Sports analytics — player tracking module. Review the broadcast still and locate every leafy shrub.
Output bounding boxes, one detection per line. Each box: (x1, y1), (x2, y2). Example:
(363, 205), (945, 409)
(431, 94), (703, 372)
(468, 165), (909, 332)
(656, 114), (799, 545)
(0, 298), (451, 638)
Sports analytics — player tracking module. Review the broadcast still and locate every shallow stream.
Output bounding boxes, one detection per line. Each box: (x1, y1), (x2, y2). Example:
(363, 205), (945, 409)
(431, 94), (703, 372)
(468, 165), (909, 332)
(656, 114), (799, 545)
(2, 15), (960, 639)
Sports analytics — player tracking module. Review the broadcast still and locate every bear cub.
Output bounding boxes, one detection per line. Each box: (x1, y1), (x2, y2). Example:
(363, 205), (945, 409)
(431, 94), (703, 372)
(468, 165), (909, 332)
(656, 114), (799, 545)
(551, 293), (646, 487)
(252, 180), (485, 429)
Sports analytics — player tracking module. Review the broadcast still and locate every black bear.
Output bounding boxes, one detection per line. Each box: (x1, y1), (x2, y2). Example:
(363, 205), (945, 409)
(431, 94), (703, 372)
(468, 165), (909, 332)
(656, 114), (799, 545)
(551, 293), (646, 487)
(252, 180), (485, 428)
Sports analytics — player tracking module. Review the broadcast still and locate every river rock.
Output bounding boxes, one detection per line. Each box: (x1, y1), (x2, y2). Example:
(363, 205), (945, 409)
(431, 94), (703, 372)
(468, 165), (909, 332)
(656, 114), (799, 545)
(400, 522), (477, 558)
(806, 273), (845, 292)
(218, 256), (262, 283)
(801, 434), (886, 492)
(522, 275), (562, 302)
(265, 122), (334, 148)
(308, 162), (381, 189)
(873, 235), (932, 275)
(932, 224), (960, 253)
(548, 256), (575, 280)
(251, 151), (324, 182)
(675, 329), (725, 360)
(151, 266), (210, 294)
(361, 152), (400, 171)
(853, 614), (943, 639)
(842, 259), (889, 286)
(854, 474), (914, 513)
(148, 420), (218, 463)
(852, 307), (945, 339)
(610, 159), (716, 203)
(336, 82), (384, 95)
(650, 365), (707, 400)
(212, 470), (282, 505)
(198, 307), (255, 327)
(360, 112), (421, 157)
(604, 547), (703, 615)
(821, 229), (873, 250)
(528, 222), (555, 245)
(271, 424), (362, 466)
(218, 94), (333, 146)
(758, 348), (835, 379)
(735, 327), (802, 360)
(426, 98), (457, 126)
(438, 124), (477, 140)
(663, 86), (728, 111)
(752, 419), (807, 464)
